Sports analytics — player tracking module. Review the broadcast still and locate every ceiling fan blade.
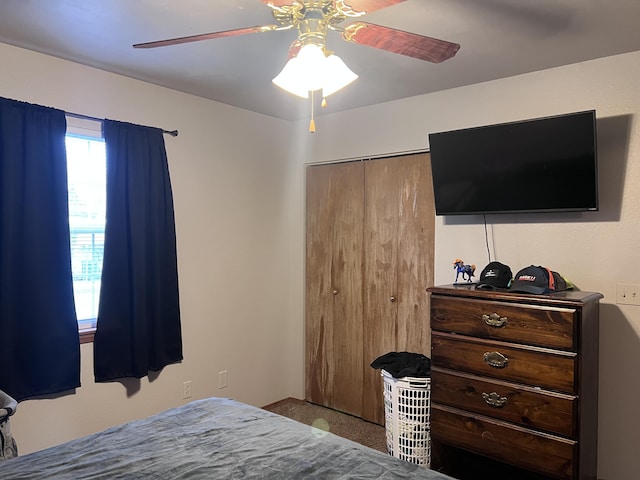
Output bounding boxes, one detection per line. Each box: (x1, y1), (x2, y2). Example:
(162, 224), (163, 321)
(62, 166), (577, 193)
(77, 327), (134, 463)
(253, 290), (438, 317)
(133, 25), (278, 49)
(340, 0), (406, 14)
(342, 22), (460, 63)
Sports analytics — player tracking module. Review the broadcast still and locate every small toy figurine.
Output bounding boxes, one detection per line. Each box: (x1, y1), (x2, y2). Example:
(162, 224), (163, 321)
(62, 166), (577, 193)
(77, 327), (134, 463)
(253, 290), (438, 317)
(453, 259), (476, 283)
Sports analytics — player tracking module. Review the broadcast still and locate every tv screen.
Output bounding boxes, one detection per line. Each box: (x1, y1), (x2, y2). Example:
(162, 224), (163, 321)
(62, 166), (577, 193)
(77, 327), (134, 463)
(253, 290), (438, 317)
(428, 110), (598, 215)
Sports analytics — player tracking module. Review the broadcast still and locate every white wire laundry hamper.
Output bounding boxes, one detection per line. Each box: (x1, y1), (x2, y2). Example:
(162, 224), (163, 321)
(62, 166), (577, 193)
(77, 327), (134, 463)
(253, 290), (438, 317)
(382, 369), (431, 467)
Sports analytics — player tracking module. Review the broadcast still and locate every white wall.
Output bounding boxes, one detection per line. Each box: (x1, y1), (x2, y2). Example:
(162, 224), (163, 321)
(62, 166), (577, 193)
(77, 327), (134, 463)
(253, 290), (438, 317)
(289, 51), (640, 480)
(0, 43), (301, 454)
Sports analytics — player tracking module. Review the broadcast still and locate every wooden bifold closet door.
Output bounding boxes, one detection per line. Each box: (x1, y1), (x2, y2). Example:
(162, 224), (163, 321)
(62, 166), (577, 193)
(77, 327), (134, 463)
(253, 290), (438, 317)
(305, 153), (435, 425)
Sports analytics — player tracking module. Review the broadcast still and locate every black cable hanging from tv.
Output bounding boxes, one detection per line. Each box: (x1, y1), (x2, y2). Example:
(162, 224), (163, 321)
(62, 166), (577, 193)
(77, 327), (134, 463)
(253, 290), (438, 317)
(483, 214), (491, 263)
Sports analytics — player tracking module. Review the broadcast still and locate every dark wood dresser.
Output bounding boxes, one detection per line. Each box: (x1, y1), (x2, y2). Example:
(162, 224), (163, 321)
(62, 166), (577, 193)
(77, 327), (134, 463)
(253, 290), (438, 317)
(427, 284), (602, 480)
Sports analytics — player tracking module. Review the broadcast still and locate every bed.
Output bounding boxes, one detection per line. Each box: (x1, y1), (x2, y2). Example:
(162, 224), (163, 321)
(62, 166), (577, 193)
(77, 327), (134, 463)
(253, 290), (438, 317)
(0, 397), (455, 479)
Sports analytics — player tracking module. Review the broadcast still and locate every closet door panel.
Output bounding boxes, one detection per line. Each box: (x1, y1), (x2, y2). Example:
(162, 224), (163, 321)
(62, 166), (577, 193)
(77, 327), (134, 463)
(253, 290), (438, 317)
(305, 165), (334, 407)
(362, 154), (434, 424)
(396, 153), (434, 354)
(331, 162), (365, 415)
(362, 157), (400, 423)
(305, 162), (364, 415)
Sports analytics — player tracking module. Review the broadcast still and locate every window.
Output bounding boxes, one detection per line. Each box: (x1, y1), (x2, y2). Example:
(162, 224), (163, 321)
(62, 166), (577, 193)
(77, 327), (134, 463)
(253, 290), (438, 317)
(65, 117), (106, 332)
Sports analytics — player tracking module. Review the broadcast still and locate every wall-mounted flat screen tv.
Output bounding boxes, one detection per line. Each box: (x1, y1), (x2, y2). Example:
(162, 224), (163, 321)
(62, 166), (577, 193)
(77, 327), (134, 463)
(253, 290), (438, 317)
(428, 110), (598, 215)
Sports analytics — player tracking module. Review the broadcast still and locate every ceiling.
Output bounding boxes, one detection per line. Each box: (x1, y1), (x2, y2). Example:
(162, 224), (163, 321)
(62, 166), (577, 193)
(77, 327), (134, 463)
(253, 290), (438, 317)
(1, 0), (639, 121)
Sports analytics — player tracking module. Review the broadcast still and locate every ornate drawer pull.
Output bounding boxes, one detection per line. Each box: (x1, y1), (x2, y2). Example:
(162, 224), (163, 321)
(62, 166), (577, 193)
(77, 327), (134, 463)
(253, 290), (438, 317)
(483, 351), (509, 368)
(482, 312), (508, 328)
(482, 392), (508, 408)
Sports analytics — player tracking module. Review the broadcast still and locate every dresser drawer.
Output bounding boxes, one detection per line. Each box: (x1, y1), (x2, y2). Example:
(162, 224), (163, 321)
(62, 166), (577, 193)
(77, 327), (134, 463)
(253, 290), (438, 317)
(431, 295), (577, 350)
(431, 333), (577, 393)
(431, 368), (577, 437)
(431, 404), (576, 480)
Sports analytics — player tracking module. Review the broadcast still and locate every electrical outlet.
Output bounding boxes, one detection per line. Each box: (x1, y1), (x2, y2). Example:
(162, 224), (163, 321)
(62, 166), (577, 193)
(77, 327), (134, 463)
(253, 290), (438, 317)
(183, 380), (192, 399)
(218, 370), (228, 389)
(616, 284), (640, 306)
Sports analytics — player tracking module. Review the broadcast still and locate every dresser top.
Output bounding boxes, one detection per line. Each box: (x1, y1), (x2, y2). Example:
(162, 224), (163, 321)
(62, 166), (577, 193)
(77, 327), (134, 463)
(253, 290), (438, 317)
(428, 283), (603, 307)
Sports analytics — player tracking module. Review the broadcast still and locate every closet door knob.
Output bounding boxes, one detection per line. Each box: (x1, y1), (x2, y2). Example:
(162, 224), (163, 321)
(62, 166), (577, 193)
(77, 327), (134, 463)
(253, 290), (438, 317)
(390, 296), (396, 303)
(332, 289), (339, 295)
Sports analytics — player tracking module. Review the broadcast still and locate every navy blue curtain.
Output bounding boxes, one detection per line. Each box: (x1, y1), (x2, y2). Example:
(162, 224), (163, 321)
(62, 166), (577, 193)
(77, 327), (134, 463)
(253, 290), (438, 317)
(0, 98), (80, 401)
(94, 119), (182, 382)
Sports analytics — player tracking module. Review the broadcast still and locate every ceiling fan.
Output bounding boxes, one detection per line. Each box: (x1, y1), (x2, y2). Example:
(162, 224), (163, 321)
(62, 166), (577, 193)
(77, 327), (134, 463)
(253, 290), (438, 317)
(134, 0), (460, 130)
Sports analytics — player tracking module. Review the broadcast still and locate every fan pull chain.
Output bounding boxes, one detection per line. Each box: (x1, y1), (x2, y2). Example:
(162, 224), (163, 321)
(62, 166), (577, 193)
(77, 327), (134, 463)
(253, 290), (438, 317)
(309, 90), (316, 133)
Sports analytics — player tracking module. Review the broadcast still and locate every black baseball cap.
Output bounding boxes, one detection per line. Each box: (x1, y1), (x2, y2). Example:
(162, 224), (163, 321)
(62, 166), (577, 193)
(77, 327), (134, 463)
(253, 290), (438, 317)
(476, 261), (513, 290)
(509, 265), (568, 294)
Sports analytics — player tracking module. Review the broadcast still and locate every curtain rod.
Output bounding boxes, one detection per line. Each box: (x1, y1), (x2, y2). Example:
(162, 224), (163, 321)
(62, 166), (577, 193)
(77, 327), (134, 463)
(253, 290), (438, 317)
(65, 111), (178, 137)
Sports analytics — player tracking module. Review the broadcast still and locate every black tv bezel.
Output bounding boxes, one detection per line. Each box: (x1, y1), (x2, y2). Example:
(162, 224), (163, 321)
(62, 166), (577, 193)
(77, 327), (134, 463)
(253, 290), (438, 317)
(428, 110), (599, 216)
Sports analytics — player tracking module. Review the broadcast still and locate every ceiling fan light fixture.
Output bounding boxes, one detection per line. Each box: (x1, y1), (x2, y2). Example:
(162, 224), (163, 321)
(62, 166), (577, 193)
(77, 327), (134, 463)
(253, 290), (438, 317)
(272, 43), (357, 99)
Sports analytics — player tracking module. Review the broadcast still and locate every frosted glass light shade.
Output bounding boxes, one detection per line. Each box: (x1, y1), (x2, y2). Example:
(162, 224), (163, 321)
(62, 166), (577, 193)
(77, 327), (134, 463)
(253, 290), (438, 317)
(296, 44), (326, 92)
(322, 54), (358, 96)
(272, 57), (310, 98)
(272, 44), (358, 98)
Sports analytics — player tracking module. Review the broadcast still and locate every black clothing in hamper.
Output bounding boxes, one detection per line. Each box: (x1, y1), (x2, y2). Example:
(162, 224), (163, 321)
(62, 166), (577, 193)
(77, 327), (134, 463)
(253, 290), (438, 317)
(371, 352), (431, 378)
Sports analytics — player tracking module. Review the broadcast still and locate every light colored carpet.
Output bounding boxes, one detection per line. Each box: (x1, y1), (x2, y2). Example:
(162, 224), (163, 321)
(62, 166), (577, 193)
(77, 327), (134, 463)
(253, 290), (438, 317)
(264, 399), (388, 454)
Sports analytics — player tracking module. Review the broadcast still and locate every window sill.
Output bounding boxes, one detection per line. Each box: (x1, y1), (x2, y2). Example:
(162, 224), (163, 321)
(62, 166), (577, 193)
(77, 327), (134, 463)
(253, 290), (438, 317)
(79, 328), (96, 344)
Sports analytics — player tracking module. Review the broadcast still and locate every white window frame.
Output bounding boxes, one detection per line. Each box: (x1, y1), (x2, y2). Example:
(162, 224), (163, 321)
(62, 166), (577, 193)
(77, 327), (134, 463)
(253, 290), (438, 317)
(66, 116), (105, 335)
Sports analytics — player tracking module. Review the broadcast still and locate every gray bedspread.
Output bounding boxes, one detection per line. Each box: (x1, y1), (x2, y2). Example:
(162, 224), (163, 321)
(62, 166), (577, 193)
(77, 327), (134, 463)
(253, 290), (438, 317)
(0, 397), (455, 479)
